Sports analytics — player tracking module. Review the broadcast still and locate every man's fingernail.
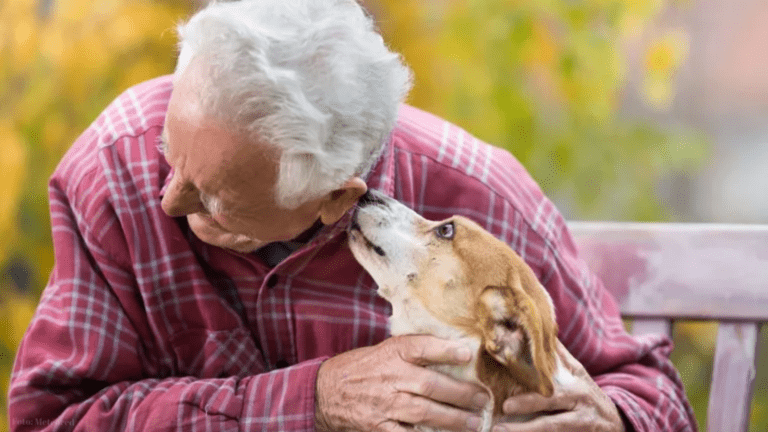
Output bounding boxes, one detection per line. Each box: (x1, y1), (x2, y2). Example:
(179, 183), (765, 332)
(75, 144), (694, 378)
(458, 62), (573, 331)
(466, 415), (482, 432)
(472, 392), (489, 410)
(501, 400), (514, 415)
(455, 347), (472, 362)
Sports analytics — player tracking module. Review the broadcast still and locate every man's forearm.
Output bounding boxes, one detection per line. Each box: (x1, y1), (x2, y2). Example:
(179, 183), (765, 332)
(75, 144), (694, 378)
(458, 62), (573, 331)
(9, 360), (326, 431)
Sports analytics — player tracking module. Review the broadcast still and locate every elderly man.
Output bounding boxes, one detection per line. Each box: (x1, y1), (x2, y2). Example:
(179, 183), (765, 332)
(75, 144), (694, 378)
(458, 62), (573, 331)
(9, 0), (696, 431)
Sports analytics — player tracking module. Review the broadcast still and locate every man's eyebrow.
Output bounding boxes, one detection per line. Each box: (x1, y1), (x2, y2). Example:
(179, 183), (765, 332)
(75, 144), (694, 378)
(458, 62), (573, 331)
(156, 130), (169, 155)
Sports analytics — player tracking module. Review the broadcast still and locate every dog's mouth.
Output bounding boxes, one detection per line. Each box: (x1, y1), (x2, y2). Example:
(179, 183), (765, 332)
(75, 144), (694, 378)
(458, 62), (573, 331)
(349, 215), (386, 258)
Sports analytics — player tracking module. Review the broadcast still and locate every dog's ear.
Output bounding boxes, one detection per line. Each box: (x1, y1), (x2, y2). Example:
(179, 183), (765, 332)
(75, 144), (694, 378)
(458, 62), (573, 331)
(476, 278), (557, 397)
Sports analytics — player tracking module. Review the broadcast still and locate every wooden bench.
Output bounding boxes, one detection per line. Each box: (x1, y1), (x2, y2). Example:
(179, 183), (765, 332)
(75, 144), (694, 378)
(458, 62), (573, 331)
(567, 222), (768, 432)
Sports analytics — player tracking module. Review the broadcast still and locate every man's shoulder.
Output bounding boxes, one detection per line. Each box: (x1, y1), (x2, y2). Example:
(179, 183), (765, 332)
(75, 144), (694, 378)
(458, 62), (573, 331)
(392, 104), (454, 160)
(390, 104), (556, 242)
(51, 75), (174, 223)
(392, 104), (536, 196)
(89, 74), (173, 145)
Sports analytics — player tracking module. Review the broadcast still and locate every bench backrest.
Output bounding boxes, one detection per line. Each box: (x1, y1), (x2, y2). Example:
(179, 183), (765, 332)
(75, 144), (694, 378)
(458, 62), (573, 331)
(567, 222), (768, 432)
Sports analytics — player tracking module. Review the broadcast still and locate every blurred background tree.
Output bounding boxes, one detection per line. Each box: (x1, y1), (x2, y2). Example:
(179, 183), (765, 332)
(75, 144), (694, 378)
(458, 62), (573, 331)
(370, 0), (707, 221)
(0, 0), (764, 431)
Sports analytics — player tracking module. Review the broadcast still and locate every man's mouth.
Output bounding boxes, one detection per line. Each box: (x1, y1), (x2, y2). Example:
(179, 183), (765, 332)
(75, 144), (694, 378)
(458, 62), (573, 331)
(195, 212), (219, 226)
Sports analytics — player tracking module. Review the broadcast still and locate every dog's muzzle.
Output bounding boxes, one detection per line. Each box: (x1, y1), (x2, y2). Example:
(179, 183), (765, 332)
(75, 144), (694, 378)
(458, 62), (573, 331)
(349, 190), (388, 258)
(357, 190), (387, 208)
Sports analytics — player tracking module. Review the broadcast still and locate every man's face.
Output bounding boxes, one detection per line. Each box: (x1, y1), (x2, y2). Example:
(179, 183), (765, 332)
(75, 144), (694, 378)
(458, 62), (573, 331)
(159, 70), (327, 252)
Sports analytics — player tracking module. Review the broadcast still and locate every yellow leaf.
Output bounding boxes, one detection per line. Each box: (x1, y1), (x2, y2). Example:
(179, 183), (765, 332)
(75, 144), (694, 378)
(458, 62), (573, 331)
(643, 74), (673, 110)
(33, 244), (56, 287)
(521, 22), (559, 69)
(0, 121), (27, 236)
(13, 74), (57, 124)
(0, 291), (37, 351)
(71, 31), (111, 75)
(38, 24), (66, 66)
(0, 365), (11, 406)
(116, 57), (170, 93)
(42, 114), (69, 153)
(10, 296), (36, 347)
(644, 30), (689, 75)
(60, 34), (112, 103)
(2, 0), (36, 18)
(104, 8), (149, 52)
(11, 13), (38, 70)
(103, 2), (184, 52)
(677, 321), (718, 354)
(623, 0), (664, 20)
(645, 41), (674, 73)
(57, 0), (96, 25)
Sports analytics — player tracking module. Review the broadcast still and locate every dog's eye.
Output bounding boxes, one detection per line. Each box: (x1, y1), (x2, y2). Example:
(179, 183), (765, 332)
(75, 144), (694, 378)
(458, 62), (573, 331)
(435, 222), (455, 240)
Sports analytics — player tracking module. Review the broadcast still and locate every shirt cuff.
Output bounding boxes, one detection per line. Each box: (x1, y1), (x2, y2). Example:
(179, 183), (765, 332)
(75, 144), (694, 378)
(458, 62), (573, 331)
(238, 357), (329, 431)
(602, 385), (641, 432)
(307, 357), (329, 431)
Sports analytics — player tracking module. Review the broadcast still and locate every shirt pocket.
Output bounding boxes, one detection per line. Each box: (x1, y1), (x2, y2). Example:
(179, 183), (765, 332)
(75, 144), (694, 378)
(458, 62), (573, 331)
(169, 327), (267, 378)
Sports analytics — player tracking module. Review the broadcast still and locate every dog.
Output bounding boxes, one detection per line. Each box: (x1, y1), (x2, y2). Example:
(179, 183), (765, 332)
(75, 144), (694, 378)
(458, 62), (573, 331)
(348, 190), (575, 431)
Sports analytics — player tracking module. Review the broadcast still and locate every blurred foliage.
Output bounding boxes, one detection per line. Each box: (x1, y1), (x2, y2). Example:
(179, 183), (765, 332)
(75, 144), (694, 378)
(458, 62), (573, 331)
(0, 0), (193, 429)
(373, 0), (707, 222)
(0, 0), (764, 431)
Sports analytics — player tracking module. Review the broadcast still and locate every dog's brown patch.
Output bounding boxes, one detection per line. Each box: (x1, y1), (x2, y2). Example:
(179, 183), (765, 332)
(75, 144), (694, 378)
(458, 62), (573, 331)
(406, 216), (558, 414)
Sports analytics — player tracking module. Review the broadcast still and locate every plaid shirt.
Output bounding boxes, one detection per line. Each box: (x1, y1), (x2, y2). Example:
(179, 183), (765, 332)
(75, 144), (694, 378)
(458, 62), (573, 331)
(9, 75), (696, 432)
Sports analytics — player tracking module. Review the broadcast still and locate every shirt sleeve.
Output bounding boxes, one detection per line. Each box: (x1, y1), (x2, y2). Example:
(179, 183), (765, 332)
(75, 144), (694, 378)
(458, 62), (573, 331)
(7, 166), (323, 432)
(541, 208), (698, 432)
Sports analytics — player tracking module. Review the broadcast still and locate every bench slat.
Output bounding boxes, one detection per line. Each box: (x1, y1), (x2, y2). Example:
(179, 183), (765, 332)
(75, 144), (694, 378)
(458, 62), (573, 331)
(706, 322), (760, 432)
(568, 222), (768, 321)
(631, 318), (672, 338)
(568, 222), (768, 432)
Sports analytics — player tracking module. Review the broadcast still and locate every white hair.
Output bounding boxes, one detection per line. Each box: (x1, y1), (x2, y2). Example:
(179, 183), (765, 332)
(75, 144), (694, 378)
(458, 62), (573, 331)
(175, 0), (412, 209)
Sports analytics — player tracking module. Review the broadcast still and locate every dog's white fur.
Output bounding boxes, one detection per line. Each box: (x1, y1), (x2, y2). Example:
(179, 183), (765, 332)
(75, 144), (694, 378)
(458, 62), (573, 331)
(348, 191), (575, 432)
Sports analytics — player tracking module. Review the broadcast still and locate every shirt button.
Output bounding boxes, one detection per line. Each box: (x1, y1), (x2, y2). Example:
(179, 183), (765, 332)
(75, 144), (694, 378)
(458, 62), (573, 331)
(266, 274), (279, 288)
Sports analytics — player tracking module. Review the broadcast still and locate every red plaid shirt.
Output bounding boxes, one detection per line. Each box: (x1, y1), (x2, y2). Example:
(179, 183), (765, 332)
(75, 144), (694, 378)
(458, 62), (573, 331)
(9, 76), (696, 432)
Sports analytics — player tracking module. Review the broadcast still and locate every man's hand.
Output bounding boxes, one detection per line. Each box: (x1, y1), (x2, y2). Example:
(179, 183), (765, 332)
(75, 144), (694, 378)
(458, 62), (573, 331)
(492, 342), (626, 432)
(315, 335), (490, 432)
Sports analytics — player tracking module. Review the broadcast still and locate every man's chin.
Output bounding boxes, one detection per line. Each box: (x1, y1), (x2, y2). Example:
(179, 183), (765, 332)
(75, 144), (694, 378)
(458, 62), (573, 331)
(224, 240), (265, 253)
(187, 213), (266, 252)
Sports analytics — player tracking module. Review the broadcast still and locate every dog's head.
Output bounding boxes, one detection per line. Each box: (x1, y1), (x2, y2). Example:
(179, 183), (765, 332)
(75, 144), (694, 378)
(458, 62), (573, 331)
(348, 191), (558, 399)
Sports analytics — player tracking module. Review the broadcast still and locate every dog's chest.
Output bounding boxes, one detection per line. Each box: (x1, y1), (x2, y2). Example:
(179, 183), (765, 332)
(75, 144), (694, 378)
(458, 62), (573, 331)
(388, 300), (496, 432)
(387, 292), (465, 337)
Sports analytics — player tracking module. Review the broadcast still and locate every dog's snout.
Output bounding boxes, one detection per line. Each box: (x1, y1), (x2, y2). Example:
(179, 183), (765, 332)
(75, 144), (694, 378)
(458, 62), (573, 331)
(349, 219), (361, 232)
(357, 190), (386, 208)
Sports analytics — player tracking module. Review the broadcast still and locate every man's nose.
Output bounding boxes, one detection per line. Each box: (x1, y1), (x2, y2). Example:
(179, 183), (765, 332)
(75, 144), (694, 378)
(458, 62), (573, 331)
(161, 176), (205, 217)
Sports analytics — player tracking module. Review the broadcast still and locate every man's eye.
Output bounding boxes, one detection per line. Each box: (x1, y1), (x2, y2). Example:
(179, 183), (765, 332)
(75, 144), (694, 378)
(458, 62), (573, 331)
(435, 222), (455, 240)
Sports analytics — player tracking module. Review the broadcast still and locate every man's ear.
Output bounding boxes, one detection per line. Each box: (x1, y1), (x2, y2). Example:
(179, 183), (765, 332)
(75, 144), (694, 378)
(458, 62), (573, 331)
(476, 283), (557, 396)
(318, 177), (367, 225)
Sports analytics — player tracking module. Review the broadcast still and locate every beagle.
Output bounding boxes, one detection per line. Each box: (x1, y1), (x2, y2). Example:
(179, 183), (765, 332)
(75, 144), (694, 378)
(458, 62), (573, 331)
(348, 191), (575, 431)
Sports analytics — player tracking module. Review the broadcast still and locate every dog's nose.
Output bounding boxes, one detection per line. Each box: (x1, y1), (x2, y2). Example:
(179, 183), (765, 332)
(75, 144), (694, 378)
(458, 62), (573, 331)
(357, 190), (385, 208)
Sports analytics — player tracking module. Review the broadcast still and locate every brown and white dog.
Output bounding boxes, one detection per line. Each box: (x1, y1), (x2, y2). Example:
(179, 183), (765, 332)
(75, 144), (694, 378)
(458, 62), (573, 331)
(348, 191), (575, 431)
